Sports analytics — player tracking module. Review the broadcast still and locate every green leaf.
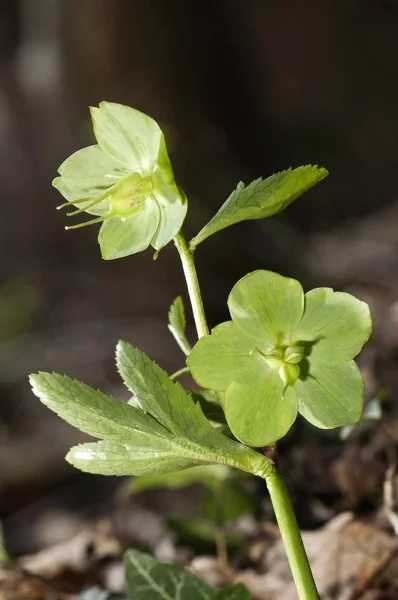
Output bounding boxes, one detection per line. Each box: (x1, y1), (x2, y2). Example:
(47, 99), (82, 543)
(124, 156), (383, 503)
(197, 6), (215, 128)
(116, 340), (210, 437)
(115, 341), (273, 477)
(124, 549), (251, 600)
(168, 296), (191, 355)
(33, 345), (272, 477)
(215, 585), (251, 600)
(53, 145), (128, 215)
(67, 440), (201, 476)
(225, 364), (298, 446)
(296, 359), (364, 428)
(189, 166), (328, 249)
(99, 196), (160, 260)
(294, 288), (372, 362)
(124, 549), (215, 600)
(228, 270), (304, 349)
(189, 390), (226, 427)
(90, 102), (168, 173)
(29, 372), (169, 442)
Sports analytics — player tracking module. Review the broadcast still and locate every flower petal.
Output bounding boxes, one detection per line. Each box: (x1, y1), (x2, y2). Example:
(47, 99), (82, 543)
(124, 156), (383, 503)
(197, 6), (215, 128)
(91, 102), (166, 172)
(151, 184), (188, 250)
(228, 270), (304, 350)
(225, 366), (298, 446)
(53, 145), (128, 215)
(296, 359), (364, 428)
(293, 288), (372, 362)
(98, 197), (160, 260)
(187, 321), (260, 391)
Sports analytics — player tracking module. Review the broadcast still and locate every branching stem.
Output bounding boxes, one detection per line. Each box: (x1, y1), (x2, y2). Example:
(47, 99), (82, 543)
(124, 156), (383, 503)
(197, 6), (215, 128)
(175, 229), (319, 599)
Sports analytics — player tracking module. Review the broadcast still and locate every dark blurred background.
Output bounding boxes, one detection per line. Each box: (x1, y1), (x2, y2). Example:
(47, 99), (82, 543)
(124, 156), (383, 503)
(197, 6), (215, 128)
(2, 0), (398, 560)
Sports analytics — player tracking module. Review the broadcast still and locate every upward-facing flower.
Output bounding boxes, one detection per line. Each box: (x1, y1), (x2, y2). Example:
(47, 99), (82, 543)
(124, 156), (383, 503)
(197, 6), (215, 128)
(53, 102), (187, 259)
(188, 270), (372, 447)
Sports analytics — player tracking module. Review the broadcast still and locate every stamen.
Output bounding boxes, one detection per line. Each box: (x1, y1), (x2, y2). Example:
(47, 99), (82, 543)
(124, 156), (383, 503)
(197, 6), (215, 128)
(66, 198), (102, 216)
(65, 216), (106, 230)
(57, 197), (93, 210)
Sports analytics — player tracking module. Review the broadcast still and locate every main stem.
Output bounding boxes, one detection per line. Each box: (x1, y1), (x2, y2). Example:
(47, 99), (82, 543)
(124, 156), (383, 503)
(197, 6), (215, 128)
(174, 230), (319, 599)
(174, 233), (209, 339)
(266, 468), (319, 600)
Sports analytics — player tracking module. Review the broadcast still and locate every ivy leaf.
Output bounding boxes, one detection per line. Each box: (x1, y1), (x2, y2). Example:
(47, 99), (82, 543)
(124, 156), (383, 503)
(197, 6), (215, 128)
(189, 166), (328, 249)
(124, 549), (251, 600)
(168, 296), (191, 355)
(215, 585), (251, 600)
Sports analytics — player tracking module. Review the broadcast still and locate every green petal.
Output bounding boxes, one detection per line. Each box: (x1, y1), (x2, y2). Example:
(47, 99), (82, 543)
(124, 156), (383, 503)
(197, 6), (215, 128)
(98, 197), (159, 260)
(225, 365), (297, 446)
(293, 288), (372, 362)
(296, 359), (364, 428)
(228, 270), (304, 350)
(187, 321), (260, 391)
(53, 145), (128, 215)
(151, 184), (188, 250)
(91, 102), (167, 172)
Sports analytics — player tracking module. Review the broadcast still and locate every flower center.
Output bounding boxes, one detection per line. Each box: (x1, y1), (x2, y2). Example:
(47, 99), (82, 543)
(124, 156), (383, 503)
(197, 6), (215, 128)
(110, 172), (154, 217)
(258, 344), (305, 388)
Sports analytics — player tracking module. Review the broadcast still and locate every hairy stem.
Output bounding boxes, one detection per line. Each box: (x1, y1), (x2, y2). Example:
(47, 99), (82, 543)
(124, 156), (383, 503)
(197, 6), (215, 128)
(265, 468), (319, 600)
(174, 232), (209, 339)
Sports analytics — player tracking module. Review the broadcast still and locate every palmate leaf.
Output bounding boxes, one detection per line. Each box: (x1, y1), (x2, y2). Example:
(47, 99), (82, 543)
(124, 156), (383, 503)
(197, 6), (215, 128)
(30, 343), (272, 478)
(189, 166), (328, 249)
(168, 296), (191, 355)
(124, 549), (251, 600)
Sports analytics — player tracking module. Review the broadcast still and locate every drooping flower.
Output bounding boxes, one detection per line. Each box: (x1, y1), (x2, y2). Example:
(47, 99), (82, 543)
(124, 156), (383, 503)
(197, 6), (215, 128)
(53, 102), (187, 259)
(187, 270), (372, 447)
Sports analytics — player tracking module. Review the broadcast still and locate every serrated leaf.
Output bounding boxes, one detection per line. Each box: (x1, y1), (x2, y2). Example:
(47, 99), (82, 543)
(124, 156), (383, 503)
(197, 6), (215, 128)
(124, 549), (251, 600)
(31, 346), (272, 478)
(67, 440), (201, 476)
(189, 166), (328, 249)
(168, 296), (191, 355)
(29, 372), (170, 442)
(115, 341), (272, 477)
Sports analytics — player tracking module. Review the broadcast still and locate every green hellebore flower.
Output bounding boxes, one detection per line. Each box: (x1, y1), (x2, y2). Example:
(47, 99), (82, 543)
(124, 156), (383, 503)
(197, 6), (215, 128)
(53, 102), (187, 259)
(187, 270), (372, 447)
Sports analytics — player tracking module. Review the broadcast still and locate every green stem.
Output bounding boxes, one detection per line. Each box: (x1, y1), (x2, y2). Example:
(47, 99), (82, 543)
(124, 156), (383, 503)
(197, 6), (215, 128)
(170, 366), (190, 381)
(174, 232), (209, 339)
(174, 231), (318, 599)
(265, 468), (319, 600)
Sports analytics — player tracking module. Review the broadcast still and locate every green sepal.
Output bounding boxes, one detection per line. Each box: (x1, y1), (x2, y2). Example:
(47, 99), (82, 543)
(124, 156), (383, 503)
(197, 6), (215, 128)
(189, 165), (328, 249)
